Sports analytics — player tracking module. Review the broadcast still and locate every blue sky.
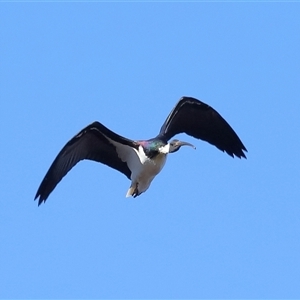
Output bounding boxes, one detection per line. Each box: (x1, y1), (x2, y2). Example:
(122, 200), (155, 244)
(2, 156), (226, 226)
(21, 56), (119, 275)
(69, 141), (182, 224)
(1, 2), (300, 299)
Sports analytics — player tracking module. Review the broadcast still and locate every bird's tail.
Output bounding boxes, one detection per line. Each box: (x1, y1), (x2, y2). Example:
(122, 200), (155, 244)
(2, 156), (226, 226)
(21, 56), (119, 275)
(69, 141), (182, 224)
(126, 186), (135, 198)
(126, 182), (139, 198)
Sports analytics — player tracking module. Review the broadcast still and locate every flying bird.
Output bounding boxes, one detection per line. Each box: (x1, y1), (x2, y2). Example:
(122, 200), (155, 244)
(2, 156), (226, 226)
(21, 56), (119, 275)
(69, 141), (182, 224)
(35, 96), (247, 205)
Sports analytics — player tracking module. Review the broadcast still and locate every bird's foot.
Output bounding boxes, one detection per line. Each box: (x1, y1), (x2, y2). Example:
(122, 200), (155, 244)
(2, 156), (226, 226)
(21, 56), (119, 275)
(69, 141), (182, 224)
(132, 184), (139, 198)
(126, 183), (140, 198)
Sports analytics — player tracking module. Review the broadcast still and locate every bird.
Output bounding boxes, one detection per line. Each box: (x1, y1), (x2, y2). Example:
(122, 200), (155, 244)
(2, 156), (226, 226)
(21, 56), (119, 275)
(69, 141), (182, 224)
(34, 96), (247, 205)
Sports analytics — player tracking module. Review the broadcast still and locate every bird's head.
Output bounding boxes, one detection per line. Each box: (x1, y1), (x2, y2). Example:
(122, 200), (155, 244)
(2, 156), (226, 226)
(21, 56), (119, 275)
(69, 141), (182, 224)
(168, 139), (196, 153)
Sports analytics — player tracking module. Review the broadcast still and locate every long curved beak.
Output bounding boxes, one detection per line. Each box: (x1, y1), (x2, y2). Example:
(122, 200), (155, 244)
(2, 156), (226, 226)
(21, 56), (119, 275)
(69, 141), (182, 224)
(178, 141), (196, 149)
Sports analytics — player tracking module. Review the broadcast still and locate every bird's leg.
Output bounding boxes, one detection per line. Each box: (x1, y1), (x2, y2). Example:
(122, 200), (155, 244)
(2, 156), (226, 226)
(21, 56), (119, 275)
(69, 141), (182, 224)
(133, 183), (139, 198)
(126, 182), (140, 198)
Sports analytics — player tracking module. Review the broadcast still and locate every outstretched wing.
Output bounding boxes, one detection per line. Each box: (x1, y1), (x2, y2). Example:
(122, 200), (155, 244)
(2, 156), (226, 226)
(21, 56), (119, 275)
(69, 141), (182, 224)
(158, 97), (247, 158)
(35, 121), (135, 205)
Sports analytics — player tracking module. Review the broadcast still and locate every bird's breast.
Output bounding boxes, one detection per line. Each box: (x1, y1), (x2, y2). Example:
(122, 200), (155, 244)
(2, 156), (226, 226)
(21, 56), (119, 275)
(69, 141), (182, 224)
(135, 152), (167, 179)
(129, 146), (167, 183)
(146, 153), (167, 175)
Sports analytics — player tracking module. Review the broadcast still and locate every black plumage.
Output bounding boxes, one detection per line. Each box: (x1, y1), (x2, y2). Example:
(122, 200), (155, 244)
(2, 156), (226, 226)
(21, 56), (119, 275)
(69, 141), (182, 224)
(35, 122), (134, 204)
(158, 97), (247, 158)
(35, 96), (247, 205)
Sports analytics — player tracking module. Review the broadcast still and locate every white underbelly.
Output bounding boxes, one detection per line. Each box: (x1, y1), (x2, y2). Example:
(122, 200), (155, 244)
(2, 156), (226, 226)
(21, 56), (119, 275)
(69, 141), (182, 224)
(138, 153), (167, 179)
(132, 153), (167, 194)
(108, 141), (168, 196)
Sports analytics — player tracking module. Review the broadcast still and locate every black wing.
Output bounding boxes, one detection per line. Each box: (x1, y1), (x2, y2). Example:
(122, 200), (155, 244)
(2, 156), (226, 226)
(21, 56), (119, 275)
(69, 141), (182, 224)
(35, 121), (135, 205)
(158, 97), (247, 158)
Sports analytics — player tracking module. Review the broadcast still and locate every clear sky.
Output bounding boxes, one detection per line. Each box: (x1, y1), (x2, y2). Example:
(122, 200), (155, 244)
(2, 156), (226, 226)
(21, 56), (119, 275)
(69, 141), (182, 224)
(1, 2), (300, 299)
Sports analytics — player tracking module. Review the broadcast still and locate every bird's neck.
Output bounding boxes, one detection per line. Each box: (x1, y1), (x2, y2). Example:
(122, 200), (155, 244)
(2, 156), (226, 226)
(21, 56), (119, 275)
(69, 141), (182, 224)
(143, 147), (160, 159)
(139, 140), (168, 159)
(158, 143), (170, 154)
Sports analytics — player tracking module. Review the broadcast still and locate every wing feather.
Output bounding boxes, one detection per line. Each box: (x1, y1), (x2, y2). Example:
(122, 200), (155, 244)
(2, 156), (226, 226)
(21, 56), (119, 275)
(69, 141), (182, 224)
(159, 97), (247, 158)
(35, 121), (134, 205)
